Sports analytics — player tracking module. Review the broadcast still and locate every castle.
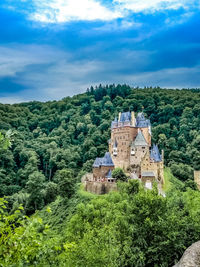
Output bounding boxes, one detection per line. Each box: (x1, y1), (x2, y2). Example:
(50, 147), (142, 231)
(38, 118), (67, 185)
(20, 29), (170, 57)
(92, 111), (164, 189)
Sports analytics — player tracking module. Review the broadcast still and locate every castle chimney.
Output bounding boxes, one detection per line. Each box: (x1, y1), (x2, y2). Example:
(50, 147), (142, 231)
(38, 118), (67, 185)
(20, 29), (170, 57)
(118, 112), (121, 122)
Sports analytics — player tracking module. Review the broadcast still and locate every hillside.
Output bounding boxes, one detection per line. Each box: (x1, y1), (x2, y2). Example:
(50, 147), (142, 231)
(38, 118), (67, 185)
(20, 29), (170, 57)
(1, 85), (200, 266)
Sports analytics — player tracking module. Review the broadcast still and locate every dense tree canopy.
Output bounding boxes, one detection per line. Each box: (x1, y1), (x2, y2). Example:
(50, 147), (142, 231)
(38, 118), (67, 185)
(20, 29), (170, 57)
(0, 85), (200, 211)
(0, 85), (200, 266)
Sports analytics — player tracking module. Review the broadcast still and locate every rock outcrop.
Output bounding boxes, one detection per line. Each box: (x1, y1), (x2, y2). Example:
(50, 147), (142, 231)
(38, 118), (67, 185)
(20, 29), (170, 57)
(174, 241), (200, 267)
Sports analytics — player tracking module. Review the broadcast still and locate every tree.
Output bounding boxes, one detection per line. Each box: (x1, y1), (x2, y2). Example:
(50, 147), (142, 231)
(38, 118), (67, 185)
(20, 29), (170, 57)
(0, 131), (12, 150)
(26, 171), (45, 212)
(17, 151), (39, 187)
(55, 169), (75, 198)
(44, 182), (58, 204)
(112, 168), (127, 182)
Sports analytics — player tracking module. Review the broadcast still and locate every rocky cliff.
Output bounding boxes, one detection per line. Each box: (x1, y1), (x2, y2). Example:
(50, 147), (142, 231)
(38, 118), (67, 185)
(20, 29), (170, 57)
(174, 241), (200, 267)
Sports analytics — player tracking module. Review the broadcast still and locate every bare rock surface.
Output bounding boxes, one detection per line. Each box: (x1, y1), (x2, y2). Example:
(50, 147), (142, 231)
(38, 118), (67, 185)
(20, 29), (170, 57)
(174, 241), (200, 267)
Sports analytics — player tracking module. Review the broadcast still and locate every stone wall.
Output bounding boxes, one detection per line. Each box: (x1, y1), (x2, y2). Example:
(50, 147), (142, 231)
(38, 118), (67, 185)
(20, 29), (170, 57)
(93, 166), (114, 180)
(141, 151), (164, 184)
(84, 181), (117, 195)
(194, 170), (200, 190)
(130, 145), (149, 166)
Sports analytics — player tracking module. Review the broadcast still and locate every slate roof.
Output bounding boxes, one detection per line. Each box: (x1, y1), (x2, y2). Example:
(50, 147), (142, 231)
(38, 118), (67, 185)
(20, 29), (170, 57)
(141, 171), (155, 177)
(113, 138), (118, 148)
(111, 117), (118, 128)
(136, 112), (151, 127)
(93, 158), (103, 167)
(93, 152), (114, 168)
(119, 111), (131, 122)
(134, 130), (148, 146)
(105, 169), (112, 178)
(150, 144), (162, 162)
(102, 152), (114, 166)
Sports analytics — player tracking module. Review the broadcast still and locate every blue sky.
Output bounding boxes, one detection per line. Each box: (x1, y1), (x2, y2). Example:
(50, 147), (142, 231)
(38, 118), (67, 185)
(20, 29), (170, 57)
(0, 0), (200, 103)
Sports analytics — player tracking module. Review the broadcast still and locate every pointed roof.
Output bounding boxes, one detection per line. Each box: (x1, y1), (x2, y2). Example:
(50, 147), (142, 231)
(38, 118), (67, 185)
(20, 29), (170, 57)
(93, 152), (114, 168)
(102, 152), (114, 166)
(134, 130), (148, 146)
(105, 169), (112, 178)
(111, 117), (118, 128)
(136, 112), (151, 127)
(150, 144), (162, 162)
(93, 158), (102, 167)
(119, 111), (131, 122)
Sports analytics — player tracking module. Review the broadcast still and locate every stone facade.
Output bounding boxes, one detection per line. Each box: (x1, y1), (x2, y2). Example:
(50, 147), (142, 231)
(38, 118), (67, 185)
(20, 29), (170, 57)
(109, 112), (164, 185)
(194, 170), (200, 190)
(93, 165), (114, 181)
(89, 111), (164, 193)
(92, 152), (115, 181)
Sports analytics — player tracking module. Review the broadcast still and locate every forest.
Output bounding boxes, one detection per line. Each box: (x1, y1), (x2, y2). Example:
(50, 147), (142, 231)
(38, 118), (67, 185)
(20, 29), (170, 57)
(1, 85), (200, 266)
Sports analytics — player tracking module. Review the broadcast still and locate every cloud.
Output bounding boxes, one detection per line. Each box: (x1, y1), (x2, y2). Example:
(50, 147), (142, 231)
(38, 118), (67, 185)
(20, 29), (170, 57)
(114, 0), (197, 13)
(0, 43), (200, 104)
(0, 45), (67, 78)
(29, 0), (121, 23)
(2, 0), (198, 26)
(96, 20), (141, 32)
(119, 66), (200, 88)
(0, 96), (27, 104)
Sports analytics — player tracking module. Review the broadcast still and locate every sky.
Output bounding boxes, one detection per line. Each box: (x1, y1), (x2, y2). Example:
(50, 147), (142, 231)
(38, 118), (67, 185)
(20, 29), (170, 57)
(0, 0), (200, 103)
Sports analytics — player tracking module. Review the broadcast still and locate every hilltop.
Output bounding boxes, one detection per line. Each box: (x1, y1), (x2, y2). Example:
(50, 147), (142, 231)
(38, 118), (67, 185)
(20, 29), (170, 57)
(0, 85), (200, 266)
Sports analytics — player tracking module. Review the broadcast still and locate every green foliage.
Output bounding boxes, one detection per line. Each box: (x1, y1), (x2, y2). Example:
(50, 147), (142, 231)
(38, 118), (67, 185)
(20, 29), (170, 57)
(0, 86), (200, 201)
(0, 198), (55, 267)
(55, 169), (76, 198)
(112, 167), (127, 181)
(0, 131), (11, 150)
(0, 85), (200, 265)
(26, 171), (45, 212)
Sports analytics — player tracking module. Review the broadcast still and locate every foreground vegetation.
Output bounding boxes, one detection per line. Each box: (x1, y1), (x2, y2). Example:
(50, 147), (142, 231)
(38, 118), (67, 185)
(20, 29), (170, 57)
(0, 85), (200, 266)
(1, 179), (200, 267)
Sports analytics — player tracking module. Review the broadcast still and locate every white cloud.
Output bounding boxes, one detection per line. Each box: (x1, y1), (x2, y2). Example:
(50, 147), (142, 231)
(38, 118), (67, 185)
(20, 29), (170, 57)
(0, 96), (27, 104)
(3, 0), (198, 25)
(0, 44), (200, 104)
(114, 0), (196, 13)
(0, 44), (67, 78)
(30, 0), (121, 23)
(119, 66), (200, 88)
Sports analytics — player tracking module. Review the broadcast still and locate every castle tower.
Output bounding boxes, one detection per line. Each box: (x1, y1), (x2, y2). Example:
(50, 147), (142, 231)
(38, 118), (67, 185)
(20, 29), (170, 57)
(135, 112), (151, 146)
(130, 130), (149, 167)
(110, 111), (138, 169)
